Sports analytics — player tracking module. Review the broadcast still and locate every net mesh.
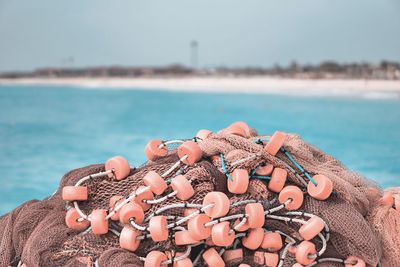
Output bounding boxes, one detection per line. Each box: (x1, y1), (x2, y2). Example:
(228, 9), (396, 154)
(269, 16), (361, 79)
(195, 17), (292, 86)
(1, 126), (399, 267)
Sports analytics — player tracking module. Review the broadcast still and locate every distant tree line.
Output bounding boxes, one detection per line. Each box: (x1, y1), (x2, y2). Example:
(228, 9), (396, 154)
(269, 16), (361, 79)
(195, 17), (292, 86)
(214, 61), (400, 79)
(1, 61), (399, 80)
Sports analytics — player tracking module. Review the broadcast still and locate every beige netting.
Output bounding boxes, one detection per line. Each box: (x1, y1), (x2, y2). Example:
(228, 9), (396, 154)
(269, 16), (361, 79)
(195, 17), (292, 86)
(1, 124), (399, 267)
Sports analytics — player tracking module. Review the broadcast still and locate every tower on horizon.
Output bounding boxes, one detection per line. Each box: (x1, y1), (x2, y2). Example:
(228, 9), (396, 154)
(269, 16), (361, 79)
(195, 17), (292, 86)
(190, 40), (198, 69)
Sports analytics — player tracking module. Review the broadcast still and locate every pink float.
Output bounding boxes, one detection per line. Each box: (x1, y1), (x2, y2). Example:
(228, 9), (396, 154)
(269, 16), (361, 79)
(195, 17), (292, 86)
(222, 248), (243, 262)
(143, 171), (168, 195)
(202, 248), (225, 267)
(144, 251), (168, 267)
(170, 175), (195, 200)
(264, 252), (279, 267)
(211, 221), (235, 247)
(264, 131), (286, 156)
(174, 230), (199, 245)
(245, 203), (265, 228)
(119, 226), (141, 252)
(307, 174), (333, 200)
(228, 169), (249, 194)
(65, 208), (90, 231)
(118, 202), (144, 224)
(202, 191), (230, 218)
(287, 244), (297, 254)
(62, 186), (88, 201)
(261, 232), (283, 252)
(229, 121), (251, 137)
(299, 216), (325, 241)
(177, 141), (203, 165)
(278, 185), (304, 210)
(242, 228), (264, 250)
(224, 124), (247, 137)
(144, 140), (168, 161)
(254, 251), (265, 265)
(90, 209), (109, 235)
(256, 164), (273, 176)
(196, 129), (212, 140)
(148, 215), (168, 242)
(381, 191), (394, 206)
(187, 214), (212, 240)
(105, 156), (131, 180)
(268, 168), (287, 193)
(295, 241), (317, 265)
(133, 186), (154, 211)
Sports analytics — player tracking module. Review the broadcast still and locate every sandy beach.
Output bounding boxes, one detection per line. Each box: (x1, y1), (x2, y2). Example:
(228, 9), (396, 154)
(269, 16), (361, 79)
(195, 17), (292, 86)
(1, 77), (400, 98)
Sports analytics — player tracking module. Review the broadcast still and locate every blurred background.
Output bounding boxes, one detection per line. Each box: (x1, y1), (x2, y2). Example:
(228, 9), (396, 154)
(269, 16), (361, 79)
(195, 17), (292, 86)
(0, 0), (399, 215)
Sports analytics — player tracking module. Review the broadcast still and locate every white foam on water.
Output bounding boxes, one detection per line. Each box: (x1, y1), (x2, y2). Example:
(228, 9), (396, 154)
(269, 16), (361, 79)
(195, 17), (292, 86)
(361, 91), (400, 100)
(1, 77), (400, 99)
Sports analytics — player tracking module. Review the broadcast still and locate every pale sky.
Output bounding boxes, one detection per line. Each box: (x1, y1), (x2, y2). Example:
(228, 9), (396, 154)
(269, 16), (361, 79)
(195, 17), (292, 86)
(0, 0), (399, 72)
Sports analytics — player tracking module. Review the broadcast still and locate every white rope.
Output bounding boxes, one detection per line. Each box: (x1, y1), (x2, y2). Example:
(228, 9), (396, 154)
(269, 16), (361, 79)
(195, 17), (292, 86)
(71, 170), (114, 220)
(161, 155), (188, 178)
(145, 191), (177, 204)
(160, 245), (192, 265)
(276, 230), (296, 267)
(158, 140), (184, 149)
(306, 257), (345, 267)
(105, 185), (152, 220)
(230, 154), (257, 167)
(145, 203), (202, 222)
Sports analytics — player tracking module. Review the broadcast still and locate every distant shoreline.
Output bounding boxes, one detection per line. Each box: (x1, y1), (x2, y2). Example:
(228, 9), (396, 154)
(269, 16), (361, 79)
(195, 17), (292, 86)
(1, 77), (400, 98)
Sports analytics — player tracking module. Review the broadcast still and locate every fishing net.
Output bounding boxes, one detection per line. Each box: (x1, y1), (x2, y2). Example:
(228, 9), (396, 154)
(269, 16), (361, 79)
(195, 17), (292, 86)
(1, 122), (399, 267)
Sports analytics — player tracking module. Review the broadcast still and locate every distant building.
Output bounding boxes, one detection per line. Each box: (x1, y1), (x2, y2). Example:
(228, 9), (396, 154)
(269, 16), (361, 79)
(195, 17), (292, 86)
(190, 40), (199, 69)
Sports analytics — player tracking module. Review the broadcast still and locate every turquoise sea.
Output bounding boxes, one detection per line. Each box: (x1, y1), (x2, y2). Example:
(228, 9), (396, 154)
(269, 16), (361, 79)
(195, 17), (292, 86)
(0, 84), (399, 215)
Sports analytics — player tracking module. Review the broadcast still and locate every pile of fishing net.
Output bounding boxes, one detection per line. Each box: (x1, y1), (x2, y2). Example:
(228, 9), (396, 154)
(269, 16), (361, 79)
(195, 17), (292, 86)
(1, 121), (399, 267)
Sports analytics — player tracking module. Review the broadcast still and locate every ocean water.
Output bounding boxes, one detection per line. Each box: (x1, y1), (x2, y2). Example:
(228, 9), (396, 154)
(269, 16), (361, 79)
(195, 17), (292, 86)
(0, 84), (399, 215)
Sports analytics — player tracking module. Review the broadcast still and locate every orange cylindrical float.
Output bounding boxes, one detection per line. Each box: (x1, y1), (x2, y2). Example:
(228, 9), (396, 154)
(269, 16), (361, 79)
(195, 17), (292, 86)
(144, 140), (168, 161)
(268, 168), (287, 193)
(119, 226), (141, 252)
(65, 208), (90, 231)
(105, 156), (131, 180)
(202, 191), (230, 218)
(307, 174), (333, 200)
(264, 131), (286, 156)
(62, 186), (88, 201)
(261, 231), (283, 252)
(245, 203), (265, 228)
(278, 185), (304, 210)
(295, 241), (317, 265)
(177, 141), (203, 165)
(202, 248), (225, 267)
(170, 175), (195, 200)
(148, 215), (168, 242)
(228, 169), (249, 194)
(90, 209), (109, 235)
(242, 228), (264, 250)
(144, 251), (168, 267)
(299, 216), (325, 241)
(211, 221), (235, 247)
(118, 202), (144, 224)
(188, 214), (212, 240)
(133, 186), (154, 211)
(143, 171), (168, 195)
